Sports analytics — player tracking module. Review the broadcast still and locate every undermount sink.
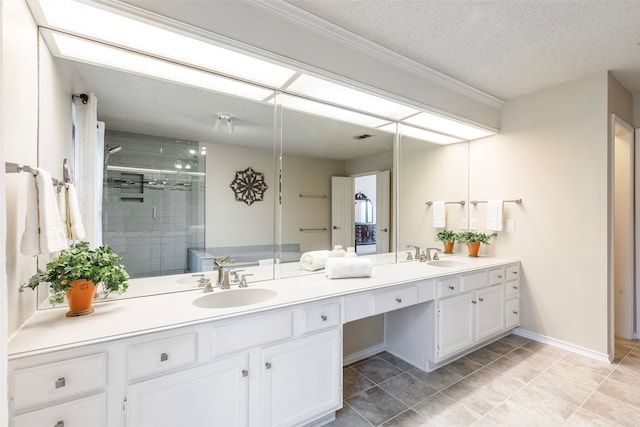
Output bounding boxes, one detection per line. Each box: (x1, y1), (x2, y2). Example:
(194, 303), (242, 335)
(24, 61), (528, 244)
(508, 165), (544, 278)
(427, 260), (470, 268)
(192, 288), (278, 309)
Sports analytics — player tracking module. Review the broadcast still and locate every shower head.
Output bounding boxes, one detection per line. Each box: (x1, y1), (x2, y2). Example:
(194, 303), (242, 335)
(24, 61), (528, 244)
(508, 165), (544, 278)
(106, 145), (122, 154)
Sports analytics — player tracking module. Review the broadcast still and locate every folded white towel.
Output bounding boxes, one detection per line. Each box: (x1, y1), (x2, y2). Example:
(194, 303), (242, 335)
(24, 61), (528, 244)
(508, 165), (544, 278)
(35, 168), (68, 254)
(486, 199), (504, 232)
(20, 174), (40, 256)
(432, 201), (446, 228)
(58, 187), (69, 239)
(300, 250), (330, 271)
(325, 257), (372, 279)
(66, 184), (86, 240)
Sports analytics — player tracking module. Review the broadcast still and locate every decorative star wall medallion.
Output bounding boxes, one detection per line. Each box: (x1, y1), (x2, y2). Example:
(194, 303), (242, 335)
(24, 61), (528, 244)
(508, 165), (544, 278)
(230, 167), (268, 206)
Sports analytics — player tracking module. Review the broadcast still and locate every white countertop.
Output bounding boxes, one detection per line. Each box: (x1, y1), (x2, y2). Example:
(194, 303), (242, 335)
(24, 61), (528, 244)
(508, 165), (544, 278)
(8, 255), (518, 359)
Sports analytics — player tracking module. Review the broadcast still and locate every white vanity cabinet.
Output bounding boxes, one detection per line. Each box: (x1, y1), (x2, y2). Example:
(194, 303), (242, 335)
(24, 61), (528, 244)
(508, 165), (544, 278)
(386, 263), (520, 371)
(126, 354), (249, 427)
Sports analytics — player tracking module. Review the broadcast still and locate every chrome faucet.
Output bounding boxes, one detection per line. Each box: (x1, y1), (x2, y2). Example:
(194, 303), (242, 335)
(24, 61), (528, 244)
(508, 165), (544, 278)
(406, 244), (420, 260)
(422, 247), (441, 261)
(214, 256), (231, 289)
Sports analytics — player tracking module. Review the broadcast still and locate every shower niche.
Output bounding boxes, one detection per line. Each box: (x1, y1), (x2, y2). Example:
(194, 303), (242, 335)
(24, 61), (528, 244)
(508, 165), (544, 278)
(102, 130), (205, 278)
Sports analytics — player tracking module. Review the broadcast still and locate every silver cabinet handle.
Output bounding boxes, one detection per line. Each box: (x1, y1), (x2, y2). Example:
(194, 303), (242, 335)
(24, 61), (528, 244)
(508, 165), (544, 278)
(513, 286), (518, 290)
(396, 297), (402, 303)
(448, 285), (454, 290)
(54, 421), (64, 427)
(381, 228), (388, 232)
(478, 297), (484, 302)
(242, 369), (248, 378)
(512, 271), (518, 275)
(55, 377), (66, 389)
(332, 226), (339, 229)
(497, 275), (503, 279)
(160, 353), (169, 362)
(471, 300), (477, 304)
(265, 362), (272, 370)
(513, 310), (519, 315)
(321, 314), (328, 321)
(152, 207), (156, 220)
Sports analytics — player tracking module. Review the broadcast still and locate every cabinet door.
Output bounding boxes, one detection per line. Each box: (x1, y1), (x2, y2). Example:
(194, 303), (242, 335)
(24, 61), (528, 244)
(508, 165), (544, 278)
(476, 284), (505, 341)
(261, 328), (341, 427)
(127, 354), (249, 427)
(437, 292), (474, 360)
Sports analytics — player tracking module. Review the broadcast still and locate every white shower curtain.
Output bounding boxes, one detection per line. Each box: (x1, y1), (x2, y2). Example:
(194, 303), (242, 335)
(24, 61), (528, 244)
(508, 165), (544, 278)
(72, 93), (103, 248)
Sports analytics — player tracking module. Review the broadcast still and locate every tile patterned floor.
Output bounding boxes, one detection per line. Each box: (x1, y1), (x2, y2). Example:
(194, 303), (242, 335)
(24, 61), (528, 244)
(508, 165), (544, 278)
(328, 335), (640, 426)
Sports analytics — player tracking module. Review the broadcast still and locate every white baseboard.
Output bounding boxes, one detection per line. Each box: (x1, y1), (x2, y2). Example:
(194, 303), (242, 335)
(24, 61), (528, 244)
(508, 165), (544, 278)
(343, 343), (386, 366)
(512, 327), (611, 363)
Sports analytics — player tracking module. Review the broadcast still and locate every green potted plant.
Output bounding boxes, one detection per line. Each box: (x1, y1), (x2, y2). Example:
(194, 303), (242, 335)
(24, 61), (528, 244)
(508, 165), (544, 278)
(435, 230), (457, 254)
(455, 231), (497, 257)
(21, 241), (129, 317)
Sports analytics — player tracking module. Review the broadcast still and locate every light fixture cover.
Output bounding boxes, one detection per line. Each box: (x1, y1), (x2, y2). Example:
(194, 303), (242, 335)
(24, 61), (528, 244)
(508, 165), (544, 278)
(403, 112), (495, 140)
(378, 123), (463, 145)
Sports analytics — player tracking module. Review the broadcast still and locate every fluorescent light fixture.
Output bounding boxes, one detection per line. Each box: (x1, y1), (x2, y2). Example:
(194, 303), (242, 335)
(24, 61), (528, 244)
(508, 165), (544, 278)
(107, 165), (205, 177)
(279, 94), (392, 128)
(378, 123), (463, 145)
(286, 74), (419, 120)
(403, 112), (495, 140)
(45, 31), (272, 101)
(29, 0), (297, 88)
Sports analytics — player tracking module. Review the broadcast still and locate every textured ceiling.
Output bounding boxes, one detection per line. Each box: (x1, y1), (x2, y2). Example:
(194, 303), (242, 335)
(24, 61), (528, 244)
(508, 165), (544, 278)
(284, 0), (640, 100)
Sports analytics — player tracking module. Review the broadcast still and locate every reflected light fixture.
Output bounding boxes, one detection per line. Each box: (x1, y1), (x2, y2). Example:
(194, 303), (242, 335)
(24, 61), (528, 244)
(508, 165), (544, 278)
(378, 123), (463, 145)
(213, 113), (234, 134)
(403, 112), (495, 140)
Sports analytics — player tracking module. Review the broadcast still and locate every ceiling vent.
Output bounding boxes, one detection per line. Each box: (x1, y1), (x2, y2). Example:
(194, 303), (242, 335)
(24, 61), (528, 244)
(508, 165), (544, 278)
(353, 134), (374, 140)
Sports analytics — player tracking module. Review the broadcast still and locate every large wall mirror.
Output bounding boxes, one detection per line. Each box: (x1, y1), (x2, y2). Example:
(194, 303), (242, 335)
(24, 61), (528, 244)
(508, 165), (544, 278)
(39, 29), (472, 305)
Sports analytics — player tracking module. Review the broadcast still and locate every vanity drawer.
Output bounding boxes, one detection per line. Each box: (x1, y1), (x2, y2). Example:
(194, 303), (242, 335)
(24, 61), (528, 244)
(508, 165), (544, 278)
(460, 271), (488, 291)
(489, 269), (505, 286)
(128, 333), (197, 381)
(506, 281), (520, 297)
(373, 286), (418, 314)
(302, 302), (341, 334)
(12, 353), (107, 411)
(437, 277), (460, 297)
(13, 393), (106, 427)
(506, 265), (520, 281)
(344, 292), (373, 322)
(212, 311), (293, 358)
(506, 298), (520, 329)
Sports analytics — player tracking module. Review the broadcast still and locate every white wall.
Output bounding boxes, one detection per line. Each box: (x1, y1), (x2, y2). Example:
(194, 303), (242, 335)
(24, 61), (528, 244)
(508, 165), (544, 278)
(3, 0), (39, 338)
(469, 72), (610, 355)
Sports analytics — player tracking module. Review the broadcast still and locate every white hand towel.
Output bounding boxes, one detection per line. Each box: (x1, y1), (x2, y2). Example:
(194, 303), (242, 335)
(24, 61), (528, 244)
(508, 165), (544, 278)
(325, 257), (372, 279)
(58, 187), (69, 239)
(35, 168), (68, 254)
(66, 184), (86, 240)
(432, 201), (446, 228)
(486, 199), (504, 231)
(299, 250), (330, 271)
(20, 174), (40, 256)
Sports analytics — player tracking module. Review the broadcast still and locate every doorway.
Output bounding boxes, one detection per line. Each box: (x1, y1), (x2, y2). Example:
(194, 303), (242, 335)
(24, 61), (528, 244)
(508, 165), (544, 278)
(611, 116), (635, 344)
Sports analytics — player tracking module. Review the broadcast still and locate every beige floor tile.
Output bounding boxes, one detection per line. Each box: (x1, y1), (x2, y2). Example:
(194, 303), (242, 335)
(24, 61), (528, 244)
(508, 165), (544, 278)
(444, 357), (484, 377)
(483, 339), (518, 356)
(465, 366), (523, 399)
(609, 362), (640, 387)
(464, 348), (502, 366)
(525, 371), (592, 406)
(522, 340), (570, 359)
(413, 392), (480, 426)
(499, 334), (532, 349)
(546, 359), (606, 390)
(561, 353), (615, 376)
(563, 408), (624, 426)
(470, 417), (498, 427)
(596, 377), (640, 409)
(442, 378), (506, 416)
(508, 384), (578, 424)
(485, 399), (564, 426)
(407, 367), (462, 391)
(582, 390), (640, 427)
(488, 356), (542, 384)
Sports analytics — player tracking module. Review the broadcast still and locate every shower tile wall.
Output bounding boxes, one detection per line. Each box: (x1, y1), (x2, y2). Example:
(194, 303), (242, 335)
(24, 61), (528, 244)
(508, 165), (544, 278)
(103, 130), (205, 278)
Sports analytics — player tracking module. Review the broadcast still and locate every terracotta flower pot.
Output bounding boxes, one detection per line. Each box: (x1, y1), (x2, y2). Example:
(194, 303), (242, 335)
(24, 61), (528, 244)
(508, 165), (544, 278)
(65, 279), (96, 317)
(467, 241), (481, 257)
(443, 240), (455, 254)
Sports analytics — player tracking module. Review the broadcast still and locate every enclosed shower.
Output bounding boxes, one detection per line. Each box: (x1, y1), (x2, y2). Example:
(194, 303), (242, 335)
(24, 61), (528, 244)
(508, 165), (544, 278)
(102, 130), (205, 278)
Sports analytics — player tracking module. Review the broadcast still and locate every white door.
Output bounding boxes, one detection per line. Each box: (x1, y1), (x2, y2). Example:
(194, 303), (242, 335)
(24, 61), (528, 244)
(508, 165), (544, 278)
(437, 292), (474, 360)
(261, 329), (342, 427)
(475, 285), (505, 341)
(331, 176), (354, 249)
(127, 354), (249, 427)
(376, 170), (391, 253)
